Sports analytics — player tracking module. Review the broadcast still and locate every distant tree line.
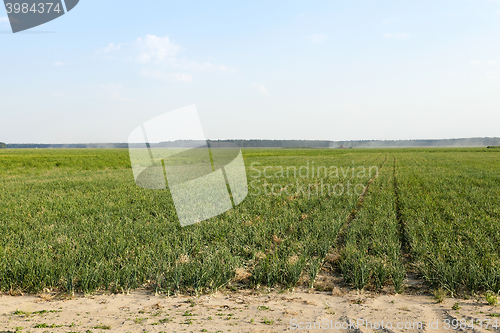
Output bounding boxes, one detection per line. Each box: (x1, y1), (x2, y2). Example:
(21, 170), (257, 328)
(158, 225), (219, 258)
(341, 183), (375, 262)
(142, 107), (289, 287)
(6, 143), (129, 149)
(152, 140), (332, 148)
(5, 137), (500, 149)
(0, 142), (6, 149)
(334, 137), (500, 148)
(208, 140), (332, 148)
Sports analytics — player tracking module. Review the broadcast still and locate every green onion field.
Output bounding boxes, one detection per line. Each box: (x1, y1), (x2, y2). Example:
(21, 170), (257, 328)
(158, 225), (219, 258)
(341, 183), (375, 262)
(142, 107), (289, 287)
(1, 148), (499, 296)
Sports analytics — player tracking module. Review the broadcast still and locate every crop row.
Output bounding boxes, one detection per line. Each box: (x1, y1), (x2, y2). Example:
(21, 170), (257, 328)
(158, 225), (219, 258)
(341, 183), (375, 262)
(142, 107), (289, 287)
(340, 156), (405, 292)
(395, 151), (500, 294)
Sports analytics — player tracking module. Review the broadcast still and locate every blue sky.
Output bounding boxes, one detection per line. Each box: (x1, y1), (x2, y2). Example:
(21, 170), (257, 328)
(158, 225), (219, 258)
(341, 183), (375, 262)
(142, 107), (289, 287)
(1, 0), (500, 143)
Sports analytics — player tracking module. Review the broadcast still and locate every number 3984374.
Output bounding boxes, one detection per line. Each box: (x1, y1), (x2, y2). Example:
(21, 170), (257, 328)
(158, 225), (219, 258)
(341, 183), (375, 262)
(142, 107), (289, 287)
(5, 2), (62, 14)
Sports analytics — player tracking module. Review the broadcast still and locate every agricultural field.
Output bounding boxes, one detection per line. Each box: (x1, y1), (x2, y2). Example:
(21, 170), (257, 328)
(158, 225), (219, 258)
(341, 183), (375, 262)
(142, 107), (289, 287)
(0, 147), (499, 297)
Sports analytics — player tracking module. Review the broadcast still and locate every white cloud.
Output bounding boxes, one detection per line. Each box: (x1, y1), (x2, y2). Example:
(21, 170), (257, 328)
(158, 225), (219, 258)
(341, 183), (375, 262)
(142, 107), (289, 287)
(0, 17), (8, 24)
(383, 32), (410, 40)
(102, 42), (123, 53)
(140, 69), (192, 82)
(308, 34), (327, 44)
(136, 35), (182, 64)
(180, 61), (237, 73)
(100, 34), (235, 81)
(470, 70), (500, 79)
(99, 35), (181, 64)
(252, 84), (268, 96)
(219, 65), (237, 72)
(470, 59), (497, 66)
(52, 61), (66, 67)
(172, 73), (193, 82)
(99, 84), (134, 102)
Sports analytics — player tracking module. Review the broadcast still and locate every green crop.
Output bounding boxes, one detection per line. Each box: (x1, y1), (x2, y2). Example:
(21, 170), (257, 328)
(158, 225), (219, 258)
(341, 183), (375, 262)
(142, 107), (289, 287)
(0, 148), (376, 293)
(1, 147), (499, 295)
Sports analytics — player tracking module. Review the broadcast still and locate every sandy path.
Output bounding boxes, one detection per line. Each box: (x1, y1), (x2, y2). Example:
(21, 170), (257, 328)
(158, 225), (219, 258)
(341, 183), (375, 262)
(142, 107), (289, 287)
(1, 288), (500, 333)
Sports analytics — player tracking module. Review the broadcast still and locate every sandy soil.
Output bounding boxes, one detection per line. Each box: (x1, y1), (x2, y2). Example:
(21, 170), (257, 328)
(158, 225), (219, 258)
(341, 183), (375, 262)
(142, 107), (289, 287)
(1, 286), (500, 333)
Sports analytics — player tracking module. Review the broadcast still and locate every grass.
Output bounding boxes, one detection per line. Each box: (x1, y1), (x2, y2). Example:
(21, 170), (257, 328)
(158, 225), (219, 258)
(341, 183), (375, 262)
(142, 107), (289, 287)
(33, 323), (62, 328)
(1, 147), (500, 296)
(133, 318), (146, 324)
(486, 291), (498, 306)
(92, 324), (111, 329)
